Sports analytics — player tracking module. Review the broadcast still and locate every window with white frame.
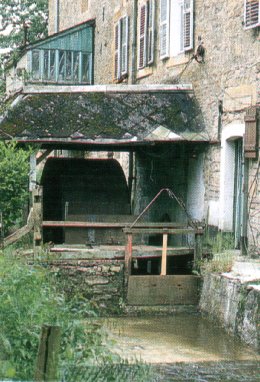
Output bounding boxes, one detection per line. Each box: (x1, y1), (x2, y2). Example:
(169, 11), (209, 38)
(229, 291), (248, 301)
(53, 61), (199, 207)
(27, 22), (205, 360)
(244, 0), (260, 29)
(114, 16), (129, 80)
(160, 0), (194, 59)
(138, 0), (155, 69)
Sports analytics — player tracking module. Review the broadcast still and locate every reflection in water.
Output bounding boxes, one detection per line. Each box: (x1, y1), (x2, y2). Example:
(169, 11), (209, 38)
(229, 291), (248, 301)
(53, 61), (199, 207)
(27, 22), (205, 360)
(104, 314), (260, 364)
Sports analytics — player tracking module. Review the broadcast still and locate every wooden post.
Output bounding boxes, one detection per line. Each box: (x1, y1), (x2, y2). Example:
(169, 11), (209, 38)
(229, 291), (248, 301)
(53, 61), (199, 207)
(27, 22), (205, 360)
(125, 233), (133, 277)
(161, 233), (168, 276)
(35, 325), (61, 381)
(194, 233), (203, 271)
(33, 186), (43, 251)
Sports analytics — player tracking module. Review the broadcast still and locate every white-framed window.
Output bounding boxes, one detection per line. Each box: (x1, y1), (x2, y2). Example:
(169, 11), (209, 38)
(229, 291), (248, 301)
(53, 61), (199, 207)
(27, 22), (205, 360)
(139, 0), (155, 68)
(114, 16), (129, 80)
(160, 0), (194, 59)
(244, 0), (260, 29)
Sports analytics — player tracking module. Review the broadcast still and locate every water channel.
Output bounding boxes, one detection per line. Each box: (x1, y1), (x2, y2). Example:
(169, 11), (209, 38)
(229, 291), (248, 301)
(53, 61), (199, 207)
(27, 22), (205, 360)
(103, 313), (260, 381)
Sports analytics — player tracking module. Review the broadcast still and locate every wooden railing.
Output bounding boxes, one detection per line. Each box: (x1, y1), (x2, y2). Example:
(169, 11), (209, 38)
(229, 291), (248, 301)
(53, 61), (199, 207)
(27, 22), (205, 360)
(123, 223), (204, 277)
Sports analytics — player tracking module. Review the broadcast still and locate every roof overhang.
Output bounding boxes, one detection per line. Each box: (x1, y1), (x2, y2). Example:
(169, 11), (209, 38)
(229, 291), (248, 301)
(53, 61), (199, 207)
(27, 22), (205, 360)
(0, 84), (210, 149)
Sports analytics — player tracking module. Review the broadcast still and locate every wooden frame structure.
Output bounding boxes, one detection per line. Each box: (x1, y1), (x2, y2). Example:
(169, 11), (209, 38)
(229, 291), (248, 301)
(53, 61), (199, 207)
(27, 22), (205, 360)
(123, 223), (204, 277)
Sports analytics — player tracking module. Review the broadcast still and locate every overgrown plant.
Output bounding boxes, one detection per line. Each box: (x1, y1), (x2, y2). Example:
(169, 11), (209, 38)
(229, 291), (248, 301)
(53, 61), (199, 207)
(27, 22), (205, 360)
(0, 141), (31, 235)
(0, 251), (152, 381)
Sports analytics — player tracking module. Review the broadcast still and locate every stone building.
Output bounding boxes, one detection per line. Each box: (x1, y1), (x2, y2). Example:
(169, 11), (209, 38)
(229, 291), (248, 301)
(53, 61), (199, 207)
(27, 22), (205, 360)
(47, 0), (259, 254)
(1, 0), (259, 265)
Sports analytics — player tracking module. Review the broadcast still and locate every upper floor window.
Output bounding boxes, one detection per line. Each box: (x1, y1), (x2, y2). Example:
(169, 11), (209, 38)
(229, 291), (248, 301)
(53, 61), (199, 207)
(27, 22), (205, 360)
(160, 0), (194, 59)
(114, 16), (129, 80)
(138, 0), (155, 69)
(244, 0), (260, 29)
(28, 21), (94, 84)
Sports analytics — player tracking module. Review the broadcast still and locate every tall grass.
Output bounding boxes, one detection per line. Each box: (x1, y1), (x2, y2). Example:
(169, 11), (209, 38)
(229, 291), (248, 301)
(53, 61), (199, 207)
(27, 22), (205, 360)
(0, 252), (115, 380)
(0, 251), (152, 381)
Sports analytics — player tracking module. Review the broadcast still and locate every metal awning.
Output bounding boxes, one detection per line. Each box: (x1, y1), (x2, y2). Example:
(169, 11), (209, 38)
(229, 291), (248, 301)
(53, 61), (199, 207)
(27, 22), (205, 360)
(0, 85), (210, 149)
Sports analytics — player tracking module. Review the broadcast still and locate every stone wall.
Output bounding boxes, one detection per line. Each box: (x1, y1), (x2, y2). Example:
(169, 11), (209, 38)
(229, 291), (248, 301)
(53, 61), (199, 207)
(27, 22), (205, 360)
(53, 259), (125, 315)
(199, 273), (260, 351)
(46, 0), (260, 250)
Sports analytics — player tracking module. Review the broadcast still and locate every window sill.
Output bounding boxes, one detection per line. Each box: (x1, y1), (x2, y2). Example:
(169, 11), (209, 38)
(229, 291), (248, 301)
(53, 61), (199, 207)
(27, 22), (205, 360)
(136, 66), (153, 80)
(165, 54), (190, 69)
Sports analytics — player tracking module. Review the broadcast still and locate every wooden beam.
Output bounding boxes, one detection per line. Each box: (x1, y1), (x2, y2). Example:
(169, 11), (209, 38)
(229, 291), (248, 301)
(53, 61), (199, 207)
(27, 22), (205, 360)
(125, 234), (133, 277)
(42, 221), (189, 229)
(161, 233), (168, 276)
(124, 227), (198, 235)
(35, 325), (61, 381)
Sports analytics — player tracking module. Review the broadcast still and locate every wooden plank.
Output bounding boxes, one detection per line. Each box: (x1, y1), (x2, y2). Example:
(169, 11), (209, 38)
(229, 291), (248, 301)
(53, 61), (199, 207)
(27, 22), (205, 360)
(194, 233), (203, 271)
(125, 234), (133, 277)
(161, 234), (168, 276)
(123, 228), (197, 235)
(42, 221), (189, 229)
(35, 325), (61, 381)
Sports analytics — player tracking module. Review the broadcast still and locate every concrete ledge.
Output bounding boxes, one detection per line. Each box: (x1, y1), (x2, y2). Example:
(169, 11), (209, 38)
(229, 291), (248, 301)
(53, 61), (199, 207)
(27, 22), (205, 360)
(127, 275), (200, 306)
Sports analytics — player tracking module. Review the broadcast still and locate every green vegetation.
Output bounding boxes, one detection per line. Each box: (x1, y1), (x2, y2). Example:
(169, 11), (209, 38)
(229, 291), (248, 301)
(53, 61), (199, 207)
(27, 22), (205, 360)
(0, 249), (152, 381)
(200, 251), (236, 275)
(0, 141), (31, 235)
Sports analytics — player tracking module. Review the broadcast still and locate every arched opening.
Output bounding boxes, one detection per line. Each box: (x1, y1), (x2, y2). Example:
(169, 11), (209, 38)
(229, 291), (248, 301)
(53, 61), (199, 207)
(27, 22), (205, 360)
(41, 158), (131, 244)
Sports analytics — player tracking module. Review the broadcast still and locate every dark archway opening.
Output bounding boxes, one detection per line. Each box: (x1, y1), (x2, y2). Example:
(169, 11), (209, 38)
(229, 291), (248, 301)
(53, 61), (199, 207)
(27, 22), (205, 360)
(41, 158), (131, 244)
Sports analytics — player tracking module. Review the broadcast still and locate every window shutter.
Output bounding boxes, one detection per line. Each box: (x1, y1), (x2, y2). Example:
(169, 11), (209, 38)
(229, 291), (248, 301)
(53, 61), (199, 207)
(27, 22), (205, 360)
(139, 5), (147, 68)
(160, 0), (170, 59)
(147, 0), (155, 64)
(121, 16), (129, 75)
(183, 0), (194, 51)
(244, 0), (260, 29)
(114, 23), (120, 79)
(244, 107), (258, 159)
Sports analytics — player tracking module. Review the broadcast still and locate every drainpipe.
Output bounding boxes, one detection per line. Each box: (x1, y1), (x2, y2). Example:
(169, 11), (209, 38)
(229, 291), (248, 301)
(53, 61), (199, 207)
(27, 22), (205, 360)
(241, 156), (249, 255)
(130, 0), (138, 85)
(54, 0), (60, 33)
(128, 152), (134, 202)
(128, 0), (137, 210)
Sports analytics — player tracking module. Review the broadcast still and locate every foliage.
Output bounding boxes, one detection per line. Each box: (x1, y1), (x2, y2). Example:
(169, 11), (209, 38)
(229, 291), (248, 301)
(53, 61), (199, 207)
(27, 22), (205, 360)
(0, 251), (153, 381)
(200, 251), (236, 275)
(0, 0), (48, 49)
(0, 141), (31, 235)
(0, 252), (113, 380)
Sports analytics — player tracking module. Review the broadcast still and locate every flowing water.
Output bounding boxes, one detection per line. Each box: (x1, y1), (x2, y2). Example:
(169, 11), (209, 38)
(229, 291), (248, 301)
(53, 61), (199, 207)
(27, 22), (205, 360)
(103, 314), (260, 381)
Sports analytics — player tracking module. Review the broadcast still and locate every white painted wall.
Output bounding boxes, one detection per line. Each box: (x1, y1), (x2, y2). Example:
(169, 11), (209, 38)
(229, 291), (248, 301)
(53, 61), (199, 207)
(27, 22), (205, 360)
(186, 152), (205, 220)
(219, 122), (245, 231)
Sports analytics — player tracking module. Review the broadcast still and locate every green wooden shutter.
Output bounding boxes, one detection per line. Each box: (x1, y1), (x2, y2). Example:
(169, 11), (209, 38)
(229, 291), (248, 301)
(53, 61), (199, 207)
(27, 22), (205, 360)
(147, 0), (155, 64)
(160, 0), (170, 59)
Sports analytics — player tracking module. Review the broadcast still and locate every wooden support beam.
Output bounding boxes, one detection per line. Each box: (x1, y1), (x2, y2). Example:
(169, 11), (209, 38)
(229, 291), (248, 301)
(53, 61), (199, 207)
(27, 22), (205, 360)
(42, 221), (189, 229)
(35, 325), (61, 381)
(194, 233), (203, 271)
(125, 234), (133, 277)
(124, 227), (198, 235)
(161, 233), (168, 276)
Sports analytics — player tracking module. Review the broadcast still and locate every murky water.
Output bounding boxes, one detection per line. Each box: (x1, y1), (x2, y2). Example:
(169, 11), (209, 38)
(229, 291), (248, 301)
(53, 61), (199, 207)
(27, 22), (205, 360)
(103, 314), (260, 381)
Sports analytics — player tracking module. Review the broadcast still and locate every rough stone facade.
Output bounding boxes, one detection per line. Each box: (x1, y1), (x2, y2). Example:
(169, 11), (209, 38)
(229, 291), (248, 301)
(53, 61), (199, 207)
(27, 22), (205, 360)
(46, 0), (259, 253)
(200, 273), (260, 351)
(54, 259), (125, 314)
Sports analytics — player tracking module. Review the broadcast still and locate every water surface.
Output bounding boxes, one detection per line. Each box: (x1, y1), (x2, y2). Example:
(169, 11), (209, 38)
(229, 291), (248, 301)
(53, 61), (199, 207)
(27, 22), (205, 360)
(104, 314), (260, 365)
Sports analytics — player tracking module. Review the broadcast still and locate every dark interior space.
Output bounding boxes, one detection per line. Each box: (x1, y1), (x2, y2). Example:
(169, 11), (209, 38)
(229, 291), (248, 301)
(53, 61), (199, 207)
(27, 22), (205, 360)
(131, 254), (193, 275)
(41, 157), (130, 244)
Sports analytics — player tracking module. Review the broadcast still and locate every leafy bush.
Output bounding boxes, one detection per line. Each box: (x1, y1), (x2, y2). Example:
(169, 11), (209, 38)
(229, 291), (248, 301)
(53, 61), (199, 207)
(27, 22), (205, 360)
(0, 141), (31, 235)
(0, 252), (117, 380)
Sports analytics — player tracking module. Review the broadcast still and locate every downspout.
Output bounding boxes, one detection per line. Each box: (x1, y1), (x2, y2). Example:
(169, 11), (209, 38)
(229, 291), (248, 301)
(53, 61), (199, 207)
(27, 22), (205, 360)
(128, 0), (138, 210)
(241, 156), (249, 255)
(55, 0), (60, 34)
(130, 0), (138, 85)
